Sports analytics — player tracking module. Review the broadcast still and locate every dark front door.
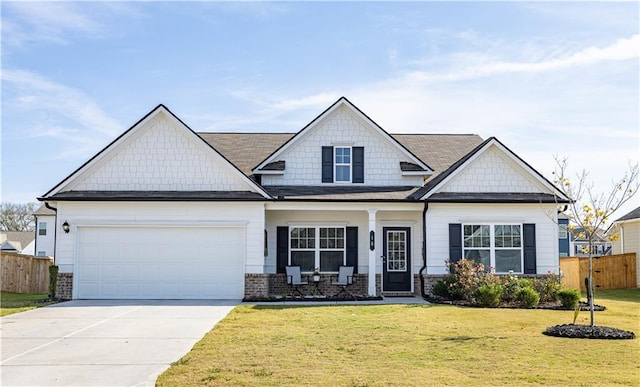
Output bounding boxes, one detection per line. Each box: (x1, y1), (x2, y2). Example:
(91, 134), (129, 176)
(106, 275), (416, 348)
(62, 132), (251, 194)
(382, 227), (411, 292)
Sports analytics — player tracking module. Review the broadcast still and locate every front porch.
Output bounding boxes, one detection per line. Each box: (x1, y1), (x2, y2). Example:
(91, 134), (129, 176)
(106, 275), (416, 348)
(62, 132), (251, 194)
(244, 273), (427, 300)
(264, 202), (424, 298)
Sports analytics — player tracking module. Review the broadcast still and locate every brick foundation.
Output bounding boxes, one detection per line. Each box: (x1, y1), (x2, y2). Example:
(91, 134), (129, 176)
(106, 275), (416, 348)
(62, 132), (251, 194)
(244, 273), (381, 298)
(56, 273), (73, 300)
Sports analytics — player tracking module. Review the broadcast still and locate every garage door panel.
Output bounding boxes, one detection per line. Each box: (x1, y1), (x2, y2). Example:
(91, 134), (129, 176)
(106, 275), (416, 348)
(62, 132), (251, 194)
(77, 226), (244, 299)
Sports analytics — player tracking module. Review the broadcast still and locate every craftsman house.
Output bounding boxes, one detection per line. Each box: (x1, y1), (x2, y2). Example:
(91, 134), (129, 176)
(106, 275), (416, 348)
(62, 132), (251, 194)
(39, 97), (569, 300)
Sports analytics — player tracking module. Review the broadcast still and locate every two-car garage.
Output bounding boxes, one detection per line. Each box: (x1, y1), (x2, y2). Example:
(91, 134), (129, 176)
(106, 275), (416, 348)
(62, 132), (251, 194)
(75, 225), (245, 299)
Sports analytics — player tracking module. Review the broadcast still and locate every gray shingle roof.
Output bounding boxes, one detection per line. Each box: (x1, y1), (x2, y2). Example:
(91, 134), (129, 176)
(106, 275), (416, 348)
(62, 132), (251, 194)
(264, 185), (419, 201)
(46, 191), (267, 201)
(33, 204), (56, 216)
(198, 133), (294, 178)
(198, 132), (484, 181)
(615, 206), (640, 222)
(0, 231), (35, 251)
(426, 192), (561, 203)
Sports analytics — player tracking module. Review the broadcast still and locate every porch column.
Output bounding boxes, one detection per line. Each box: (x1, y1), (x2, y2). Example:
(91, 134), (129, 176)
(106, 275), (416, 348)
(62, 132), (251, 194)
(367, 209), (378, 296)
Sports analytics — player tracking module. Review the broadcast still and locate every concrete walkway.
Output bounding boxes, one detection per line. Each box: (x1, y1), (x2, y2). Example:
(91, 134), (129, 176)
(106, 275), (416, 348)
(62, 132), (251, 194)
(0, 300), (238, 386)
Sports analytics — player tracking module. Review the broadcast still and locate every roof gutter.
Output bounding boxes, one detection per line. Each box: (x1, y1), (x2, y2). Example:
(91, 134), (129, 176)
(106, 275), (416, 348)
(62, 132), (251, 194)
(418, 201), (428, 299)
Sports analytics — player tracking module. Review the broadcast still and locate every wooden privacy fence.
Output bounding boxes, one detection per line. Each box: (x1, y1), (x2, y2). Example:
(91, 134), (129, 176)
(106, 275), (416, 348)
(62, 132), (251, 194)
(560, 253), (637, 292)
(1, 252), (53, 294)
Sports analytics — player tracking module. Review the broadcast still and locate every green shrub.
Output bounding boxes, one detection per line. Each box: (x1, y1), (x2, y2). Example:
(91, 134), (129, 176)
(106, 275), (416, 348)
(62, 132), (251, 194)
(515, 287), (540, 307)
(431, 279), (451, 298)
(558, 288), (581, 308)
(473, 282), (504, 307)
(533, 273), (562, 303)
(48, 265), (59, 299)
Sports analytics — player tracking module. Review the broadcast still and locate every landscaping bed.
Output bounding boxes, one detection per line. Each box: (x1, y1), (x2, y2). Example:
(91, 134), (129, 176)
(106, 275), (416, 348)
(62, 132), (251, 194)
(544, 324), (636, 339)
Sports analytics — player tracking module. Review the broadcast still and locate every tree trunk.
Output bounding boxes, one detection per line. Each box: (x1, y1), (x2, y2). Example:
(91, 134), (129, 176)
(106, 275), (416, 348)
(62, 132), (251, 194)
(588, 235), (595, 327)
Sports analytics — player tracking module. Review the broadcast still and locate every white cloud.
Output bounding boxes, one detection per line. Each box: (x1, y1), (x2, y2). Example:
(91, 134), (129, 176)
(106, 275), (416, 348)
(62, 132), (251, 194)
(408, 34), (640, 82)
(2, 69), (122, 159)
(2, 2), (142, 46)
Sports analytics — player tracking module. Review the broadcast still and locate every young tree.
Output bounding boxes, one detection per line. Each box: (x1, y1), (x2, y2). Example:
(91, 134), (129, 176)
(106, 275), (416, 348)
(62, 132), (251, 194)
(0, 202), (38, 232)
(553, 157), (639, 327)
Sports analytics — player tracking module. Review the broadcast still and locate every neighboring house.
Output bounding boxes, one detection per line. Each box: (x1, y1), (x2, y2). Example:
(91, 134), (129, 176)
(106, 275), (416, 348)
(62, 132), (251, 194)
(570, 227), (612, 257)
(0, 231), (35, 254)
(558, 213), (570, 257)
(33, 204), (56, 257)
(38, 97), (570, 300)
(608, 206), (640, 286)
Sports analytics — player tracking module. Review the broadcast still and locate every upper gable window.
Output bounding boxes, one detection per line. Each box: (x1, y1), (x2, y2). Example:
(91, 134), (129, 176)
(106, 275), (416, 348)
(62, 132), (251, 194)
(335, 147), (351, 183)
(322, 146), (364, 184)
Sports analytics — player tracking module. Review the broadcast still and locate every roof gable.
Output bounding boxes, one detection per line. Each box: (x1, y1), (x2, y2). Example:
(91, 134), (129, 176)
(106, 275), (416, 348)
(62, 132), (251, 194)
(252, 97), (433, 175)
(416, 137), (570, 202)
(42, 105), (270, 199)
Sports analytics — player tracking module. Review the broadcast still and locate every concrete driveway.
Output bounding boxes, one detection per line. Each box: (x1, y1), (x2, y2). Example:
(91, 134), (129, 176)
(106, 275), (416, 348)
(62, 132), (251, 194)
(0, 300), (238, 386)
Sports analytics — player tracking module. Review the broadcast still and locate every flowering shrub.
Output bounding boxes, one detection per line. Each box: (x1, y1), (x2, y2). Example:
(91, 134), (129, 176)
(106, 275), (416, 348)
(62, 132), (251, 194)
(431, 259), (577, 309)
(432, 259), (497, 301)
(533, 272), (563, 303)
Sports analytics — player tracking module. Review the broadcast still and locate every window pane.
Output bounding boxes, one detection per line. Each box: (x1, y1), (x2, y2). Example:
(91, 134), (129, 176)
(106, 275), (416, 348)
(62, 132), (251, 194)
(464, 249), (490, 268)
(320, 251), (344, 272)
(336, 166), (350, 181)
(495, 250), (522, 273)
(291, 251), (315, 272)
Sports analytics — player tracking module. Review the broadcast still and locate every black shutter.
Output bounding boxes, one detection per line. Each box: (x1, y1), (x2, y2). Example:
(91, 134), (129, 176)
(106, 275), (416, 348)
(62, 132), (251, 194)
(449, 223), (462, 264)
(523, 223), (537, 274)
(277, 227), (289, 274)
(352, 147), (364, 183)
(346, 227), (358, 273)
(322, 146), (333, 183)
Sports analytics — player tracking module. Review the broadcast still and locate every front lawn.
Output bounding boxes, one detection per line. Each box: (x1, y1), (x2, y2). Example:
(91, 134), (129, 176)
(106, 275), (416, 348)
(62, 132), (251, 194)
(158, 289), (639, 386)
(0, 292), (54, 317)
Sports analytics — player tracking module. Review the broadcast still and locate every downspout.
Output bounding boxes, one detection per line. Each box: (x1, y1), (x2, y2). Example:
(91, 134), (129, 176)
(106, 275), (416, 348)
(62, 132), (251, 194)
(44, 202), (57, 266)
(418, 202), (429, 298)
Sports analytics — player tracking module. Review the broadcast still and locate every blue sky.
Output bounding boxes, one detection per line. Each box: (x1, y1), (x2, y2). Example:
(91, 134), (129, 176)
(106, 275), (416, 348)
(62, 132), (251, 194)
(2, 1), (639, 218)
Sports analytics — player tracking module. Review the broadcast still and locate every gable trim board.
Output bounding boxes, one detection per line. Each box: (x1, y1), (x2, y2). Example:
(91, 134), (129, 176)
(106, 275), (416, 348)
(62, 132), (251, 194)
(413, 137), (571, 203)
(253, 97), (433, 176)
(41, 104), (271, 201)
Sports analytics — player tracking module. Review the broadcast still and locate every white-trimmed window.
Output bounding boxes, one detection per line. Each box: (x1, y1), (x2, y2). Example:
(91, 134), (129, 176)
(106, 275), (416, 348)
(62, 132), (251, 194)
(463, 224), (522, 273)
(38, 222), (47, 236)
(290, 226), (345, 272)
(558, 224), (568, 239)
(334, 147), (351, 182)
(37, 251), (46, 257)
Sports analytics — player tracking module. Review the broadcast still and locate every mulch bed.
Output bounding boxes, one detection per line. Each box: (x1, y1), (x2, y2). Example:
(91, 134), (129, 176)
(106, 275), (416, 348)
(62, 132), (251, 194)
(544, 324), (636, 339)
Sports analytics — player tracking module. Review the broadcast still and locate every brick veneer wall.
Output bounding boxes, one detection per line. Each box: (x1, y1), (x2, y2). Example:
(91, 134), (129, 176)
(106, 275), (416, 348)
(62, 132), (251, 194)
(56, 273), (73, 300)
(244, 273), (381, 298)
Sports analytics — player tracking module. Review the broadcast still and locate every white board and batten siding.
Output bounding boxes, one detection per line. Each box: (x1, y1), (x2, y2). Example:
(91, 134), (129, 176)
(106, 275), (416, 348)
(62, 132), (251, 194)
(426, 203), (559, 275)
(55, 201), (265, 299)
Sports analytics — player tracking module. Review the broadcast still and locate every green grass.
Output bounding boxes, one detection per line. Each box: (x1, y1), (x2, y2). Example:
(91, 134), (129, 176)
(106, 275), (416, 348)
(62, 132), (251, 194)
(0, 292), (54, 317)
(158, 288), (639, 386)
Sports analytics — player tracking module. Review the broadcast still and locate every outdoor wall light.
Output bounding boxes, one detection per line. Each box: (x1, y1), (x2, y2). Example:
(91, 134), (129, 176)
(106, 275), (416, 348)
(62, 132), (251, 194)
(62, 221), (70, 234)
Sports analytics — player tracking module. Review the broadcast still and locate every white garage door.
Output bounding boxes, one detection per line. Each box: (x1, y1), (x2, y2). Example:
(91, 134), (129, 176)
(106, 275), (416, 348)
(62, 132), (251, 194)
(76, 226), (245, 299)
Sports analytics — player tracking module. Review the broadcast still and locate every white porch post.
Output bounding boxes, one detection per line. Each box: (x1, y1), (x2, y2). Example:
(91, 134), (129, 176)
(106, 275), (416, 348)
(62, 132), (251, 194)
(367, 209), (378, 296)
